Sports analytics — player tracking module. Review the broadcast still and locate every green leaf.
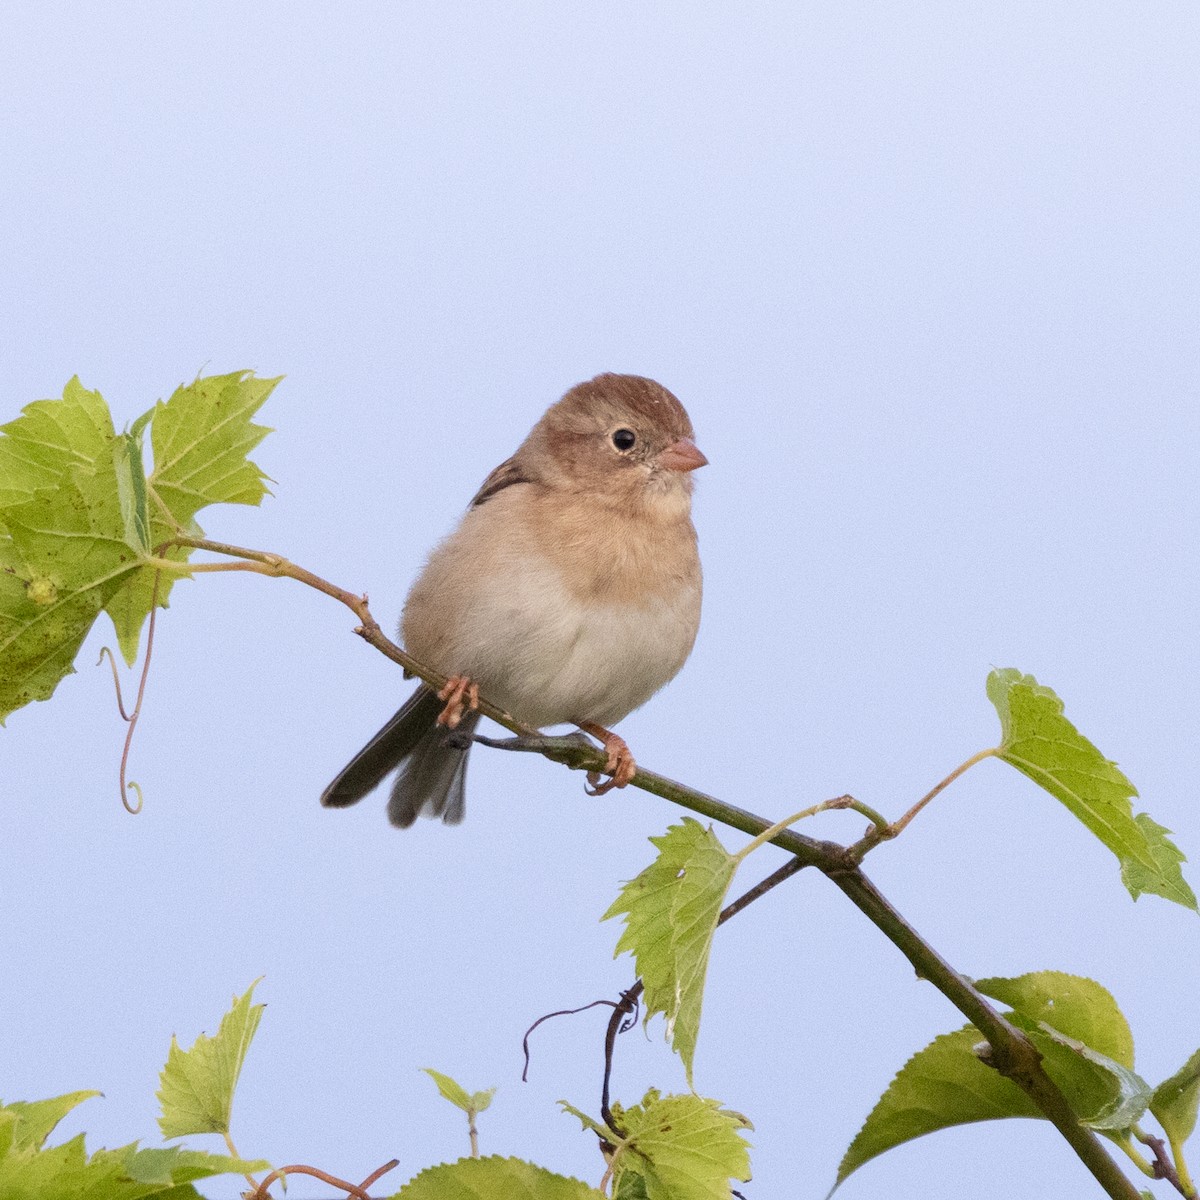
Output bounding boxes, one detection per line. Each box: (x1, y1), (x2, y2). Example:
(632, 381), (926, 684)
(147, 371), (275, 520)
(112, 433), (151, 555)
(557, 1102), (612, 1141)
(0, 378), (115, 506)
(0, 1112), (16, 1161)
(422, 1069), (476, 1113)
(987, 668), (1196, 909)
(836, 971), (1148, 1188)
(603, 819), (737, 1086)
(1121, 814), (1197, 911)
(607, 1090), (752, 1200)
(103, 370), (278, 665)
(0, 1092), (101, 1151)
(472, 1089), (496, 1114)
(114, 1145), (268, 1186)
(613, 1171), (650, 1200)
(156, 981), (264, 1139)
(975, 972), (1134, 1067)
(1151, 1049), (1200, 1147)
(0, 386), (144, 721)
(835, 1026), (1040, 1188)
(0, 372), (279, 715)
(392, 1155), (604, 1200)
(1021, 1022), (1151, 1131)
(0, 1136), (265, 1200)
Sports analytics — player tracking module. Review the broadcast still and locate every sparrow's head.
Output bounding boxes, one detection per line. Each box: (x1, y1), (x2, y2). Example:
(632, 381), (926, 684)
(523, 373), (706, 506)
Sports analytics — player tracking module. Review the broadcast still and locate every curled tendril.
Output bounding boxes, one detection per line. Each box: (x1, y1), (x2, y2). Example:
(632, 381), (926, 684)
(113, 570), (162, 816)
(123, 780), (144, 815)
(96, 646), (133, 721)
(521, 999), (621, 1083)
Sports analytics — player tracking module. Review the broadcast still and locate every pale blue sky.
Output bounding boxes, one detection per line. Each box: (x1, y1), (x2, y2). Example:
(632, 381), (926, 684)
(3, 4), (1198, 1198)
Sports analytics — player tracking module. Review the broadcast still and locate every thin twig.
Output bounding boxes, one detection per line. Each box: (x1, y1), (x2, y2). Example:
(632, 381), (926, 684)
(887, 747), (999, 837)
(249, 1163), (371, 1200)
(357, 1159), (401, 1193)
(732, 795), (877, 863)
(1135, 1127), (1194, 1197)
(158, 535), (535, 738)
(223, 1131), (261, 1196)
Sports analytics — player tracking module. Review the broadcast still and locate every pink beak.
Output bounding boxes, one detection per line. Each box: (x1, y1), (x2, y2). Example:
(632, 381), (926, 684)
(658, 436), (709, 473)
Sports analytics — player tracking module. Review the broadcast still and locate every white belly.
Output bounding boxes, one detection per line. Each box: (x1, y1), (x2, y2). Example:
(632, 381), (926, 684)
(452, 554), (700, 728)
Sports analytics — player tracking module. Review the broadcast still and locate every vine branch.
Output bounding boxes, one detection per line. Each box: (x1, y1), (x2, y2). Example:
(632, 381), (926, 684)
(159, 536), (1142, 1200)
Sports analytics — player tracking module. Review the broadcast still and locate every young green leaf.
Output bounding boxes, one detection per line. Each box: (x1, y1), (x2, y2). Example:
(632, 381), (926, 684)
(423, 1069), (475, 1113)
(393, 1155), (604, 1199)
(1151, 1049), (1200, 1147)
(0, 1091), (101, 1152)
(987, 668), (1196, 909)
(113, 432), (151, 554)
(103, 370), (278, 664)
(606, 1089), (752, 1200)
(557, 1101), (612, 1141)
(156, 981), (264, 1139)
(603, 819), (737, 1086)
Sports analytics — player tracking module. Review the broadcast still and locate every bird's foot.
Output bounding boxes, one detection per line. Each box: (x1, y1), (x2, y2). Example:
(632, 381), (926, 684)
(436, 675), (479, 729)
(578, 722), (637, 795)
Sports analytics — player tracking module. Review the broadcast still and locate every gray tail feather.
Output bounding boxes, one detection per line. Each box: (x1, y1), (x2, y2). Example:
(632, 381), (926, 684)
(321, 687), (478, 826)
(388, 708), (479, 828)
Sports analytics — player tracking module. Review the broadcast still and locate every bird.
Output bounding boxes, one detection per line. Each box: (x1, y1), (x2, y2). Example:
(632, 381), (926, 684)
(320, 372), (706, 827)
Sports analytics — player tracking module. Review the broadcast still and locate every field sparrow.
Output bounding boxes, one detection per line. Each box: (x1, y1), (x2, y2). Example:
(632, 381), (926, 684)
(321, 373), (706, 827)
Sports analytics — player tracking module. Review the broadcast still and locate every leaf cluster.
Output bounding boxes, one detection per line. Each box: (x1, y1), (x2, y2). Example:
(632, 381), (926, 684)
(0, 1089), (265, 1199)
(0, 373), (275, 722)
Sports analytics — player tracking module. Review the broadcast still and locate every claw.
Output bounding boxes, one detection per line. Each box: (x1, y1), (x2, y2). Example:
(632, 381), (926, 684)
(578, 722), (636, 795)
(436, 675), (479, 730)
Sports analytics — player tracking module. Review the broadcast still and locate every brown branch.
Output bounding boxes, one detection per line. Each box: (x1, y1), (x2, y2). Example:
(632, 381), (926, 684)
(358, 1159), (401, 1193)
(248, 1162), (372, 1200)
(162, 536), (536, 737)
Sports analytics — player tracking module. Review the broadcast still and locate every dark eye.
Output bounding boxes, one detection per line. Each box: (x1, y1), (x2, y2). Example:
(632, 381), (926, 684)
(611, 428), (636, 451)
